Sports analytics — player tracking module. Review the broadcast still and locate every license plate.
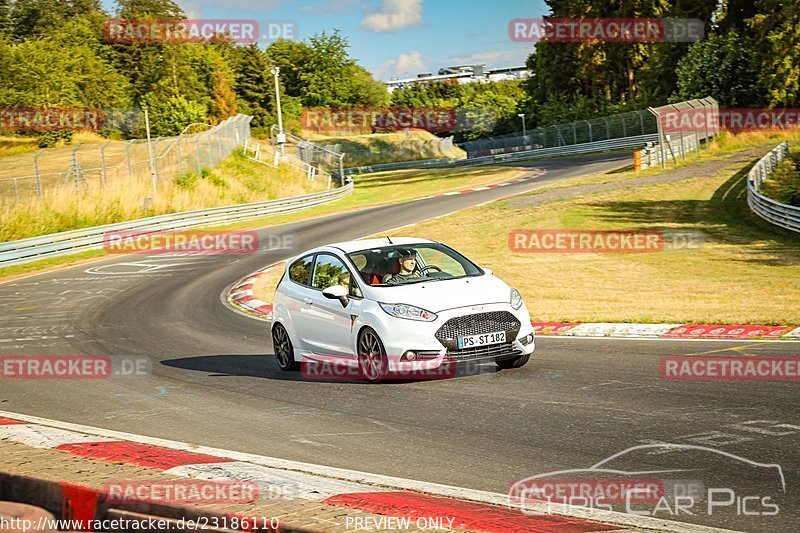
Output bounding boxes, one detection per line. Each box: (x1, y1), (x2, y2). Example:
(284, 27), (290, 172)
(458, 330), (506, 349)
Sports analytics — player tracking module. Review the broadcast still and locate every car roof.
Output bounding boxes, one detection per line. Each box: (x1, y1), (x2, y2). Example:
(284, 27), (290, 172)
(324, 237), (436, 254)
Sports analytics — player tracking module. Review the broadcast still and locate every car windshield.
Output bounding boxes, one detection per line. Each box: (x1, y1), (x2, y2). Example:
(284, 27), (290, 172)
(347, 242), (483, 286)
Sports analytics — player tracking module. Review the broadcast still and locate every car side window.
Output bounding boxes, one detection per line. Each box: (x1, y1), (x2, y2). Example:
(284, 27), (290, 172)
(288, 255), (314, 286)
(312, 254), (362, 298)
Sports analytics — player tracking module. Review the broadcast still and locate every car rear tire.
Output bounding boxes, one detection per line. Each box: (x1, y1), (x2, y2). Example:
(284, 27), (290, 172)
(496, 352), (530, 369)
(272, 324), (299, 371)
(357, 327), (388, 383)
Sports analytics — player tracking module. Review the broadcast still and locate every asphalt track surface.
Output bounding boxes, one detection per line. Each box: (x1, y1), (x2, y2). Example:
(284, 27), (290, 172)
(0, 152), (797, 531)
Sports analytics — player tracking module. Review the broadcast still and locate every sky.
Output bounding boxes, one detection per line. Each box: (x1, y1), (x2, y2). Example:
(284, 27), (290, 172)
(101, 0), (548, 80)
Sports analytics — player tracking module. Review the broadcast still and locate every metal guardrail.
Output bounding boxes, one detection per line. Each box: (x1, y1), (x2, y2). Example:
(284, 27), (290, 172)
(0, 183), (354, 268)
(747, 141), (800, 234)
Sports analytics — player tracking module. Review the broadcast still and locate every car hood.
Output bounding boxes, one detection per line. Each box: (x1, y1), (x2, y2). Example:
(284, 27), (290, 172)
(365, 274), (511, 313)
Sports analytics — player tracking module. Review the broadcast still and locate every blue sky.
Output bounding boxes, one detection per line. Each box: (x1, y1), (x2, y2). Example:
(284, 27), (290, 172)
(101, 0), (548, 80)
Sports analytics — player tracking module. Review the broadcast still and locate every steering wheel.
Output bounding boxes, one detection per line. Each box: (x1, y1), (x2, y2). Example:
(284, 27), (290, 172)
(417, 265), (442, 275)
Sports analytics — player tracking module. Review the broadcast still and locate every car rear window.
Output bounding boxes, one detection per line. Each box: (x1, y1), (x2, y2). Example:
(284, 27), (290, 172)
(288, 255), (314, 285)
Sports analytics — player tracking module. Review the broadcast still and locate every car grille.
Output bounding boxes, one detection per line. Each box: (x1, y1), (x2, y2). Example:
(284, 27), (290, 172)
(445, 342), (522, 362)
(435, 311), (521, 352)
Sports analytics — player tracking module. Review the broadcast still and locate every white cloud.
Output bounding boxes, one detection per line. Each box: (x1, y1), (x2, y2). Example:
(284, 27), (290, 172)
(374, 50), (428, 80)
(361, 0), (423, 32)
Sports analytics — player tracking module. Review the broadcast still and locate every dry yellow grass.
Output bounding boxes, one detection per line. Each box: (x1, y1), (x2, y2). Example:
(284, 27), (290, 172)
(380, 148), (800, 325)
(0, 151), (326, 242)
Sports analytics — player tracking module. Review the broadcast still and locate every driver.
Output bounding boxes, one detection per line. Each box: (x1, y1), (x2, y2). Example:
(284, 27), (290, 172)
(382, 248), (421, 284)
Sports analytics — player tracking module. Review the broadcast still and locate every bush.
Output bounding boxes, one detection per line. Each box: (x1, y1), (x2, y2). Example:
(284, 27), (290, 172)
(761, 155), (800, 207)
(36, 131), (73, 148)
(174, 171), (200, 190)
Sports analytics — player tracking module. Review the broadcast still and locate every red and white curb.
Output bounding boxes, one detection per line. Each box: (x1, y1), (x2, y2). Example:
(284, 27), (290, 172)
(0, 411), (734, 533)
(227, 276), (800, 342)
(226, 263), (285, 319)
(419, 171), (545, 200)
(532, 322), (800, 340)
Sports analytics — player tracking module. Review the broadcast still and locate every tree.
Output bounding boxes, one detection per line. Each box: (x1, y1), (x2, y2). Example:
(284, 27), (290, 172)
(0, 0), (11, 36)
(748, 0), (800, 107)
(10, 0), (103, 41)
(674, 31), (761, 106)
(115, 0), (183, 19)
(228, 44), (273, 128)
(300, 30), (357, 106)
(141, 93), (206, 136)
(265, 39), (312, 98)
(211, 58), (237, 120)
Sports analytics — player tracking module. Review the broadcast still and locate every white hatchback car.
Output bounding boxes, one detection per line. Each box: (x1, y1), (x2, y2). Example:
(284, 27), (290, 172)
(271, 238), (535, 382)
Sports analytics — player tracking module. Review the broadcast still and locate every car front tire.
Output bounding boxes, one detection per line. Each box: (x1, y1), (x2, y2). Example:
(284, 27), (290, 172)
(357, 327), (388, 383)
(496, 352), (530, 370)
(272, 323), (299, 371)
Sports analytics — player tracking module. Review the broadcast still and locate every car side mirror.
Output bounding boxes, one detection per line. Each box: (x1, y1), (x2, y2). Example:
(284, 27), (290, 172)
(483, 268), (493, 276)
(322, 285), (349, 307)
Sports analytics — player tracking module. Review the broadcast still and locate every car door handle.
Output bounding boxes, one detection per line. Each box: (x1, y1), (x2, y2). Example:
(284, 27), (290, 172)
(303, 298), (313, 305)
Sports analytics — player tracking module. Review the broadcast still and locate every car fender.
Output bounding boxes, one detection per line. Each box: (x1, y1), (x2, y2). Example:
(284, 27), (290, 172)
(351, 309), (388, 351)
(271, 298), (303, 351)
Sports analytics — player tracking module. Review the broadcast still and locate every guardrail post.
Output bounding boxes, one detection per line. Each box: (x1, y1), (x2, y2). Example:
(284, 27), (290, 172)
(33, 149), (44, 199)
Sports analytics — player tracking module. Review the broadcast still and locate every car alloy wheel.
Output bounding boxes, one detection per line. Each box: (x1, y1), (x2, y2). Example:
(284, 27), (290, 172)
(272, 324), (299, 371)
(358, 328), (387, 382)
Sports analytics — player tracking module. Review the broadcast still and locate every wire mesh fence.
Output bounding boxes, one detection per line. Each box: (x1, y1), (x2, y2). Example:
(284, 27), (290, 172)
(0, 114), (253, 205)
(459, 109), (657, 157)
(647, 97), (719, 168)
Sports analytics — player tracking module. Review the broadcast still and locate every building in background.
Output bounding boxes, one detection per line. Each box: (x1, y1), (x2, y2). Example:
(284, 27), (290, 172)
(385, 64), (530, 93)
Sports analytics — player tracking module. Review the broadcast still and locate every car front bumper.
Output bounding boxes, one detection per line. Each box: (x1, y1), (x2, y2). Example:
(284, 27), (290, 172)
(369, 301), (536, 373)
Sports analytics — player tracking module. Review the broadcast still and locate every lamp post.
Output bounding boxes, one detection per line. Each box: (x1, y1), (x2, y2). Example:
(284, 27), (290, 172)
(271, 66), (285, 157)
(517, 113), (527, 139)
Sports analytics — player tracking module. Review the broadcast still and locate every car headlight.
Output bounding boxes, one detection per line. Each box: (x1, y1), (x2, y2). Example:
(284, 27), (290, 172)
(510, 288), (523, 310)
(380, 303), (437, 321)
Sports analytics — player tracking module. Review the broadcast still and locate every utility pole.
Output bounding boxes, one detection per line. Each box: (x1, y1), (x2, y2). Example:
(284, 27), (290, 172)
(271, 66), (286, 157)
(144, 108), (158, 198)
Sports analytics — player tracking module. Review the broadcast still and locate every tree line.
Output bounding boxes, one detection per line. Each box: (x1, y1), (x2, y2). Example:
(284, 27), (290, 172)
(0, 0), (389, 138)
(392, 0), (798, 135)
(0, 0), (797, 142)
